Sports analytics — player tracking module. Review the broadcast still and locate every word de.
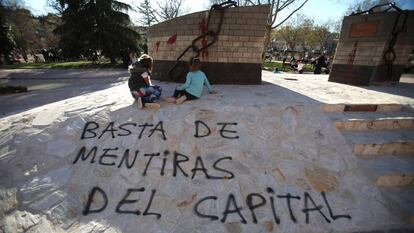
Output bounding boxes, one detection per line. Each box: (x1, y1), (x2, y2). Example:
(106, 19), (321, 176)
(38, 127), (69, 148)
(193, 188), (351, 225)
(194, 121), (239, 139)
(82, 186), (161, 219)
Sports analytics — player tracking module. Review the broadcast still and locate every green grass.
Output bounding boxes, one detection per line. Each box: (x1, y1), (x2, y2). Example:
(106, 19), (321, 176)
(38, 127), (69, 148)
(0, 61), (123, 69)
(404, 65), (414, 74)
(263, 61), (314, 73)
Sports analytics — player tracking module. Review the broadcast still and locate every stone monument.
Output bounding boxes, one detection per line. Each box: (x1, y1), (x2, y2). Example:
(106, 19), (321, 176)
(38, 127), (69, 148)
(147, 4), (270, 84)
(329, 4), (414, 85)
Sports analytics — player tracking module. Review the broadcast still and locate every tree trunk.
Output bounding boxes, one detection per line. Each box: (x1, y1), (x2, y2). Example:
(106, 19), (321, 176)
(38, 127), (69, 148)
(110, 57), (116, 64)
(262, 24), (272, 64)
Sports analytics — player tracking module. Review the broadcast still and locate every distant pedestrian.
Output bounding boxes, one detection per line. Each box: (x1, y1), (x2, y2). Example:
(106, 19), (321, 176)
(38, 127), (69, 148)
(290, 56), (296, 70)
(314, 53), (327, 74)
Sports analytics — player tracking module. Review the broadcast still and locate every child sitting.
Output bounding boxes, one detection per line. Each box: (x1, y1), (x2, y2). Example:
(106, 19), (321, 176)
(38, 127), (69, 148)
(128, 54), (162, 109)
(167, 57), (216, 104)
(296, 60), (304, 74)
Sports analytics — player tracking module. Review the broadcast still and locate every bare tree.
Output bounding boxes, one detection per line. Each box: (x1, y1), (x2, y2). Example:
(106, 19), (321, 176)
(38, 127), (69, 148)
(344, 0), (401, 15)
(273, 14), (310, 52)
(47, 0), (65, 15)
(155, 0), (187, 21)
(310, 24), (331, 51)
(135, 0), (159, 27)
(210, 0), (309, 62)
(272, 13), (339, 56)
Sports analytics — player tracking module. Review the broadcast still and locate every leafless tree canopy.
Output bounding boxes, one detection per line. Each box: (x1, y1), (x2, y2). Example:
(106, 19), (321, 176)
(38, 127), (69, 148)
(344, 0), (403, 16)
(135, 0), (158, 27)
(134, 0), (187, 26)
(209, 0), (309, 54)
(156, 0), (186, 21)
(271, 13), (339, 55)
(210, 0), (309, 29)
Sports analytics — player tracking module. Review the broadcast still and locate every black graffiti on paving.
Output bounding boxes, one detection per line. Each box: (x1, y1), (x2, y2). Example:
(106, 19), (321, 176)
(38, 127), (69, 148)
(82, 186), (351, 225)
(193, 188), (351, 224)
(73, 148), (235, 180)
(82, 186), (161, 219)
(80, 120), (239, 141)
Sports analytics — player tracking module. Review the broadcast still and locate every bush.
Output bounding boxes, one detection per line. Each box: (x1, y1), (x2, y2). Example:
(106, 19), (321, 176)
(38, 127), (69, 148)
(0, 85), (28, 94)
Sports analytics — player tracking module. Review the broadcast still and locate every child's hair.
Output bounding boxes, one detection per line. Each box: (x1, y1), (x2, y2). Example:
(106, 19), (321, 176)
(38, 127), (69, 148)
(189, 57), (201, 66)
(139, 54), (153, 69)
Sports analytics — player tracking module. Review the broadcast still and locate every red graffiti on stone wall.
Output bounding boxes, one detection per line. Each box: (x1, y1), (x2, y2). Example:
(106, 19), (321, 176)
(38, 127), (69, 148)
(199, 18), (208, 34)
(199, 18), (209, 60)
(167, 34), (177, 45)
(347, 42), (358, 71)
(156, 41), (160, 52)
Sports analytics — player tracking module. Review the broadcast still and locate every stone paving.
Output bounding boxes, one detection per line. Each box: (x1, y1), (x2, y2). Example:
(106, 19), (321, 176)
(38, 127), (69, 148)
(0, 71), (413, 232)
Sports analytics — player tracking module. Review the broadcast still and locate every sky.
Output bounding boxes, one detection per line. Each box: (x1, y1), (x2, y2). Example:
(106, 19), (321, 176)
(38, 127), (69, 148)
(25, 0), (414, 26)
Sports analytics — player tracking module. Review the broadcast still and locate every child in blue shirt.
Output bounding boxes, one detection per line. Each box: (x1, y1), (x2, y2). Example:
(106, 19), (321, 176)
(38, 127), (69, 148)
(167, 57), (216, 104)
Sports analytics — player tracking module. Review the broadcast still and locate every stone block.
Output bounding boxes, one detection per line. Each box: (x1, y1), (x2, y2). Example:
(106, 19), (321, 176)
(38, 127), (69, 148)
(320, 104), (345, 112)
(354, 142), (414, 156)
(377, 174), (414, 187)
(240, 37), (249, 42)
(304, 166), (339, 192)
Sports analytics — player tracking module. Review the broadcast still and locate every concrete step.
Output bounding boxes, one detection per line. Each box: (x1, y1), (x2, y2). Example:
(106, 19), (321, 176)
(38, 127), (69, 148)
(378, 186), (414, 224)
(358, 156), (414, 187)
(321, 103), (404, 113)
(343, 130), (414, 157)
(328, 111), (414, 131)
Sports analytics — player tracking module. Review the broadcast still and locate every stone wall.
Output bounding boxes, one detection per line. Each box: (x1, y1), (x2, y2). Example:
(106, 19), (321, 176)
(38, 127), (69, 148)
(147, 5), (270, 84)
(329, 11), (414, 85)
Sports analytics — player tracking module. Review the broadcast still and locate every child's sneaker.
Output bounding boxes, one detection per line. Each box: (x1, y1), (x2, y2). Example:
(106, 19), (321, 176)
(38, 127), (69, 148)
(176, 95), (187, 105)
(144, 102), (161, 109)
(166, 97), (176, 103)
(136, 97), (143, 109)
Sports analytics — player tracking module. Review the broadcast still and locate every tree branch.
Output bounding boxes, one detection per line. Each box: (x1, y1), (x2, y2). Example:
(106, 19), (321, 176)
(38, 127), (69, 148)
(279, 0), (295, 12)
(272, 0), (308, 29)
(270, 0), (280, 26)
(246, 0), (255, 6)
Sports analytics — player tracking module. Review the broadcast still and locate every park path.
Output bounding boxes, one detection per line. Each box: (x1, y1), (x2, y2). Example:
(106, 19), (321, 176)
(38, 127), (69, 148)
(0, 69), (129, 117)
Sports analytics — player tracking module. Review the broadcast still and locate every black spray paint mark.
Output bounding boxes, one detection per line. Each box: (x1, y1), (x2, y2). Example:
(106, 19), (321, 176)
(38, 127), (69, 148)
(82, 187), (108, 215)
(246, 193), (266, 224)
(221, 194), (247, 224)
(193, 196), (219, 221)
(277, 193), (301, 223)
(115, 188), (145, 215)
(302, 192), (331, 224)
(217, 122), (239, 139)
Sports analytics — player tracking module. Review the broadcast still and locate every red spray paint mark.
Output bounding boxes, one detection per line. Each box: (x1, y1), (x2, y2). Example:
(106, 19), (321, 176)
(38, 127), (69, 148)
(199, 18), (207, 34)
(156, 41), (160, 52)
(344, 42), (358, 80)
(347, 42), (358, 72)
(199, 18), (209, 60)
(167, 34), (177, 45)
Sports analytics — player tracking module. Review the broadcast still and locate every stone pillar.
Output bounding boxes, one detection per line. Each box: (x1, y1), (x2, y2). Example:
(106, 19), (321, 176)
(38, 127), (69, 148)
(329, 10), (414, 85)
(147, 5), (270, 84)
